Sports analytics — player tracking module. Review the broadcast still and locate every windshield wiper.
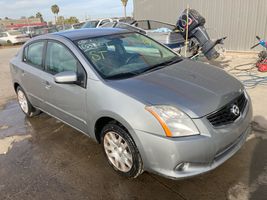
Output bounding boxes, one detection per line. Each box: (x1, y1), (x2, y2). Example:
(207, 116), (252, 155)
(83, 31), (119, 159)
(140, 56), (183, 74)
(105, 71), (139, 80)
(105, 56), (183, 80)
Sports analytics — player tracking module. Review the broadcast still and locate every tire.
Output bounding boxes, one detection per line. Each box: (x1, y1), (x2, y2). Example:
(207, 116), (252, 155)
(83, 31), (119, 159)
(16, 86), (40, 117)
(7, 40), (13, 45)
(101, 122), (143, 178)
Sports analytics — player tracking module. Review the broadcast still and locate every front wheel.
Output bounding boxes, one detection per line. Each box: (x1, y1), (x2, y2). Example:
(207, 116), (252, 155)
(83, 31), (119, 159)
(7, 40), (13, 45)
(101, 122), (143, 178)
(16, 86), (40, 117)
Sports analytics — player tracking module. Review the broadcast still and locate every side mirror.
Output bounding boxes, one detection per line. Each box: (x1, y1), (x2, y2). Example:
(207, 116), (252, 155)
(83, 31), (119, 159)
(54, 71), (77, 84)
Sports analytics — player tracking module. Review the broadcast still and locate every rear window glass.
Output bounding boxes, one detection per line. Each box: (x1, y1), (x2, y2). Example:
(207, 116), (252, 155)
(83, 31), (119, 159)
(24, 41), (45, 69)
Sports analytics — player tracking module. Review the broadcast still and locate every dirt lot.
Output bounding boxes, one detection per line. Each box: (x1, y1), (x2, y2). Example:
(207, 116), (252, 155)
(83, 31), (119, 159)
(0, 47), (267, 200)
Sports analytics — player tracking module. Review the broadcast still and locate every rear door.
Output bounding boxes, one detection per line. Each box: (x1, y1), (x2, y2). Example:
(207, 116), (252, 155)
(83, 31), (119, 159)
(42, 40), (88, 133)
(20, 40), (47, 109)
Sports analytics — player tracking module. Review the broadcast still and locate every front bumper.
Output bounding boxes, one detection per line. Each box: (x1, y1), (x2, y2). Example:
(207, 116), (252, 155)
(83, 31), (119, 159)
(134, 99), (252, 180)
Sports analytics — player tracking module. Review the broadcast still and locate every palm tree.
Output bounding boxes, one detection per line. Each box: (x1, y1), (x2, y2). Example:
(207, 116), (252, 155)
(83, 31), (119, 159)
(121, 0), (128, 18)
(36, 12), (44, 22)
(51, 4), (60, 24)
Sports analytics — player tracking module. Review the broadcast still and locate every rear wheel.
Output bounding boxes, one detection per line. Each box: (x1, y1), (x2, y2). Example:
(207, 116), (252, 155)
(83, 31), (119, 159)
(101, 122), (143, 178)
(16, 86), (40, 117)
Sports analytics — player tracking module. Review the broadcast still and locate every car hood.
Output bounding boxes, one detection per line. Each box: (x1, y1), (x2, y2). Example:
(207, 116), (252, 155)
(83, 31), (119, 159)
(108, 59), (244, 118)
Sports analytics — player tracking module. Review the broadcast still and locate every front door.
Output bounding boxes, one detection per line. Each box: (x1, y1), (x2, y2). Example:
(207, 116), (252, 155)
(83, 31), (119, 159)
(42, 41), (88, 133)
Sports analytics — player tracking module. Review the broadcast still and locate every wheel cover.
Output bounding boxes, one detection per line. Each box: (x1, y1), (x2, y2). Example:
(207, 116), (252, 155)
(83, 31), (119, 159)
(104, 131), (133, 172)
(17, 90), (28, 114)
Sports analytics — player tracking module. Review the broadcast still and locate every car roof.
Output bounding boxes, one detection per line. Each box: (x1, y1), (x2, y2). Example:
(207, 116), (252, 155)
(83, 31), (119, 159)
(53, 28), (131, 41)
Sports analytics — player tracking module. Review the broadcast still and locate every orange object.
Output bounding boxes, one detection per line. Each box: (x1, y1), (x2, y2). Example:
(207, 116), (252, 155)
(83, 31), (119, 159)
(256, 59), (267, 72)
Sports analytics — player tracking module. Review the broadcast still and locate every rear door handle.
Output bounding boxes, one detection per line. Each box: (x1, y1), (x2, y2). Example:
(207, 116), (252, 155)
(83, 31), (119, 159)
(21, 70), (26, 76)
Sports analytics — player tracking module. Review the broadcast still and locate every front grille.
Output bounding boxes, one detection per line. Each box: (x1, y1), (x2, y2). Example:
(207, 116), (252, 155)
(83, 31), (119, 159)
(207, 93), (247, 127)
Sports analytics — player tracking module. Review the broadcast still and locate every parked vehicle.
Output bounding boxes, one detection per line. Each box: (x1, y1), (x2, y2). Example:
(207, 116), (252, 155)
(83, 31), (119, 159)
(57, 22), (86, 31)
(31, 27), (58, 37)
(82, 17), (134, 29)
(72, 22), (86, 29)
(101, 21), (184, 49)
(0, 30), (29, 45)
(81, 18), (113, 28)
(10, 28), (252, 179)
(20, 26), (38, 36)
(101, 9), (226, 60)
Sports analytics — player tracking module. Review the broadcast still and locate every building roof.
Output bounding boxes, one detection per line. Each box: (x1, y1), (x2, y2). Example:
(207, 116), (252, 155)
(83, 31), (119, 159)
(0, 18), (43, 29)
(6, 22), (47, 29)
(54, 28), (131, 41)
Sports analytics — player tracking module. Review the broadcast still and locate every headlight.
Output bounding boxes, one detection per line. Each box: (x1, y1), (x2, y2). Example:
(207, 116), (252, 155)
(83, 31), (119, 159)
(146, 105), (199, 137)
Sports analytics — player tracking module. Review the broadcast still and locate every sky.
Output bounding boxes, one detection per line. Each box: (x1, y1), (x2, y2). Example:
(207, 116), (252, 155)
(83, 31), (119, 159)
(0, 0), (133, 21)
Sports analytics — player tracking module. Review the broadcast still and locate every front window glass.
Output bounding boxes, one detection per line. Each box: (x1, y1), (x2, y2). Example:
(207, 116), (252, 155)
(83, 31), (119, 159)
(45, 42), (77, 74)
(76, 33), (180, 79)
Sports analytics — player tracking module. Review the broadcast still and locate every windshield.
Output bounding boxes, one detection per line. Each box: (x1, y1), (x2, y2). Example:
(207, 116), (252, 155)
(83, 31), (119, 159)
(73, 22), (85, 29)
(76, 33), (181, 79)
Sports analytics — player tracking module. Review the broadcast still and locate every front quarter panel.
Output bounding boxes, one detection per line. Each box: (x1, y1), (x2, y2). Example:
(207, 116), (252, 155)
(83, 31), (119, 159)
(86, 78), (169, 169)
(86, 79), (167, 139)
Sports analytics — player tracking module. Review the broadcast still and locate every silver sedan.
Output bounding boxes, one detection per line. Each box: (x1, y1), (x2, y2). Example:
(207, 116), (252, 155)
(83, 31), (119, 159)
(10, 28), (252, 179)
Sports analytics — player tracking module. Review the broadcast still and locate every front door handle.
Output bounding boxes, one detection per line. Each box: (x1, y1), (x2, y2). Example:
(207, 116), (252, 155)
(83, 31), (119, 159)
(44, 81), (51, 89)
(21, 70), (26, 76)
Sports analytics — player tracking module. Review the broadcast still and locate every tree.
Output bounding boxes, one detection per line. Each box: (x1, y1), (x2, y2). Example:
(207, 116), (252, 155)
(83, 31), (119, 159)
(57, 16), (65, 25)
(29, 16), (35, 19)
(51, 4), (60, 24)
(64, 16), (79, 24)
(5, 17), (9, 20)
(121, 0), (128, 18)
(36, 12), (44, 22)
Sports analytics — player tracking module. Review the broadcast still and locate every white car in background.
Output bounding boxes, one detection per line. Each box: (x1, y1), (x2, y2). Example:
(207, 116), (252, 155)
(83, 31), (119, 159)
(0, 30), (29, 45)
(81, 17), (134, 29)
(81, 18), (114, 28)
